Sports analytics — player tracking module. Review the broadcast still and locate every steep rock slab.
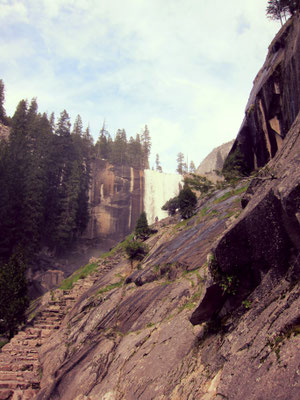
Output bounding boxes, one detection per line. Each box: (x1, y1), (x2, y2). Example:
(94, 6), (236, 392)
(191, 109), (300, 325)
(226, 14), (300, 173)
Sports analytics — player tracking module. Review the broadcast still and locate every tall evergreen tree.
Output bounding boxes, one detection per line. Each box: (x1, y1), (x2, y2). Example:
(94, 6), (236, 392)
(72, 114), (83, 136)
(176, 152), (185, 175)
(155, 153), (162, 172)
(128, 134), (143, 169)
(111, 129), (128, 165)
(0, 251), (29, 337)
(135, 211), (151, 239)
(0, 79), (6, 124)
(141, 125), (151, 169)
(189, 160), (196, 173)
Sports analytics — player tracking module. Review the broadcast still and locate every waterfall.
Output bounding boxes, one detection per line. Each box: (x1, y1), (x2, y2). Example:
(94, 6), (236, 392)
(144, 170), (182, 225)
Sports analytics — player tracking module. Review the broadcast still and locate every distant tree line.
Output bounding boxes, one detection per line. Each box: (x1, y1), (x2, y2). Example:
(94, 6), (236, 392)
(95, 123), (151, 170)
(176, 152), (196, 175)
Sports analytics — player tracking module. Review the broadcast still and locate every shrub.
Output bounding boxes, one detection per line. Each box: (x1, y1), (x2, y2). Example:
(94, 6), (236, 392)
(178, 186), (197, 219)
(162, 196), (179, 216)
(135, 212), (151, 239)
(125, 240), (148, 261)
(183, 174), (214, 194)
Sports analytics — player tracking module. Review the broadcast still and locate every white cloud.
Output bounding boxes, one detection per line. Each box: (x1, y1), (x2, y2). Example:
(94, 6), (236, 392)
(0, 0), (280, 172)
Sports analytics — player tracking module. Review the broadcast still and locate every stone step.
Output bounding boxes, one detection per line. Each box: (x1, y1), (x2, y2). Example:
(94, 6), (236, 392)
(0, 361), (38, 372)
(34, 318), (61, 324)
(1, 345), (38, 354)
(0, 388), (14, 400)
(0, 380), (29, 390)
(39, 310), (64, 317)
(33, 323), (60, 330)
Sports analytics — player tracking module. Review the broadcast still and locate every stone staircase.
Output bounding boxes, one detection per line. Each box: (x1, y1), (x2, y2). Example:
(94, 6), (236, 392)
(0, 258), (120, 399)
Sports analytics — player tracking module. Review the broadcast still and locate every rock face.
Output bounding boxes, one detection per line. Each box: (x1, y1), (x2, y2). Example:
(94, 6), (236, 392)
(83, 159), (144, 246)
(1, 15), (300, 400)
(196, 140), (234, 181)
(227, 14), (300, 173)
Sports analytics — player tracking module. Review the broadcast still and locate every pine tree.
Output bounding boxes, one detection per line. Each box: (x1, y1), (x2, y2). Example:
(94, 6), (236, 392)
(96, 123), (112, 160)
(155, 153), (162, 172)
(266, 0), (299, 24)
(135, 211), (151, 239)
(72, 114), (83, 136)
(189, 160), (196, 173)
(128, 134), (143, 169)
(0, 251), (29, 338)
(141, 125), (151, 169)
(176, 152), (185, 175)
(178, 186), (197, 219)
(111, 129), (128, 165)
(0, 79), (6, 124)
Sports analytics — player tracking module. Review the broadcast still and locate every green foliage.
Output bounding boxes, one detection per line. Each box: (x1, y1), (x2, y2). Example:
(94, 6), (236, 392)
(242, 299), (252, 309)
(178, 186), (197, 219)
(59, 262), (98, 290)
(135, 212), (151, 239)
(176, 152), (185, 175)
(184, 174), (214, 194)
(96, 279), (125, 295)
(95, 124), (151, 170)
(0, 97), (91, 258)
(0, 251), (29, 337)
(0, 339), (8, 349)
(189, 160), (196, 173)
(162, 196), (179, 216)
(214, 185), (248, 205)
(222, 146), (249, 182)
(125, 240), (148, 261)
(155, 153), (162, 172)
(219, 275), (239, 295)
(266, 0), (299, 25)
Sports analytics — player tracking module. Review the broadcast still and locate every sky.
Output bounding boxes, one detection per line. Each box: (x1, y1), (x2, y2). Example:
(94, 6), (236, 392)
(0, 0), (280, 173)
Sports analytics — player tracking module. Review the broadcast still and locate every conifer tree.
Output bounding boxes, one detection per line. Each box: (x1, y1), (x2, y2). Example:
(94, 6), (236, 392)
(72, 114), (83, 136)
(135, 211), (151, 239)
(0, 79), (6, 124)
(189, 160), (196, 173)
(176, 152), (185, 175)
(111, 129), (128, 165)
(128, 134), (143, 169)
(141, 125), (151, 169)
(155, 153), (162, 172)
(178, 186), (197, 219)
(0, 251), (29, 338)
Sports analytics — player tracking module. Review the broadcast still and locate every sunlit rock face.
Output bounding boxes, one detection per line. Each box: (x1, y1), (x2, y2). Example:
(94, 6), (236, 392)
(84, 159), (144, 244)
(84, 165), (182, 245)
(143, 169), (183, 224)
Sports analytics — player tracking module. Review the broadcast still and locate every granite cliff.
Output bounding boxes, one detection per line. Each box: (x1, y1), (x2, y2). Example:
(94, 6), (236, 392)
(226, 14), (300, 174)
(0, 14), (300, 400)
(196, 140), (234, 182)
(83, 159), (144, 247)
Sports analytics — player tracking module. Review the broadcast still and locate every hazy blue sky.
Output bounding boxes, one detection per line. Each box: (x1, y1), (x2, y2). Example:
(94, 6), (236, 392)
(1, 0), (280, 172)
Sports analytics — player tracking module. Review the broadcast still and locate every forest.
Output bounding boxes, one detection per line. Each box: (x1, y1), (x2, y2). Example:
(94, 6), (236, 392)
(0, 80), (151, 336)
